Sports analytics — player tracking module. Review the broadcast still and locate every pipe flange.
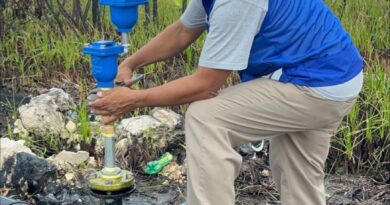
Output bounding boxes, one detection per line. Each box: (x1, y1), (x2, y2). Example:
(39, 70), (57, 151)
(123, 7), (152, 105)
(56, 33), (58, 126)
(89, 184), (136, 199)
(89, 169), (135, 193)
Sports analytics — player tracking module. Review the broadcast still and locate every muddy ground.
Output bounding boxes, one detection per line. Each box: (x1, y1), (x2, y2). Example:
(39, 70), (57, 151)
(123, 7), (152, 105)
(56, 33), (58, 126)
(2, 160), (388, 205)
(1, 86), (389, 205)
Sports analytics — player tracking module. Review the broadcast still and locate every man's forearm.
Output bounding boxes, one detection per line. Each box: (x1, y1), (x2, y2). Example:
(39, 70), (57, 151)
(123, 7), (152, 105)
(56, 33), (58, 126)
(135, 75), (214, 107)
(134, 68), (231, 107)
(123, 21), (204, 69)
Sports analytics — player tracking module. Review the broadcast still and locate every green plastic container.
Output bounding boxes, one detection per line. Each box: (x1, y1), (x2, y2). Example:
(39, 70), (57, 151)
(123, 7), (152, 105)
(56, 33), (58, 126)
(144, 152), (173, 175)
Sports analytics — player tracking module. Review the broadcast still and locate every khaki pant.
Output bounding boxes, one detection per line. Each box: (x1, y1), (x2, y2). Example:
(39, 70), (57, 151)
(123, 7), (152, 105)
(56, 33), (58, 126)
(185, 78), (355, 205)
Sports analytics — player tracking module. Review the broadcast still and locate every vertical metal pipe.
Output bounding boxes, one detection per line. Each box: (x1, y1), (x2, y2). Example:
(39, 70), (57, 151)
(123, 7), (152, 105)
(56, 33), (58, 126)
(121, 32), (129, 54)
(104, 136), (116, 168)
(99, 88), (117, 169)
(121, 32), (129, 45)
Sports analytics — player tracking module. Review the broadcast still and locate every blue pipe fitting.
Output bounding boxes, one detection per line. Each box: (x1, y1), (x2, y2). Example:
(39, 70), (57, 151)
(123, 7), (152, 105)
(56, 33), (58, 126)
(83, 40), (124, 88)
(100, 0), (148, 33)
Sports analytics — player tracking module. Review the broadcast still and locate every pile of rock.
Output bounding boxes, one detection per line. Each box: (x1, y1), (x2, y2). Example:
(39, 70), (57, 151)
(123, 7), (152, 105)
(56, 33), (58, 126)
(161, 162), (186, 185)
(0, 137), (97, 193)
(12, 88), (183, 154)
(2, 87), (185, 197)
(0, 138), (57, 195)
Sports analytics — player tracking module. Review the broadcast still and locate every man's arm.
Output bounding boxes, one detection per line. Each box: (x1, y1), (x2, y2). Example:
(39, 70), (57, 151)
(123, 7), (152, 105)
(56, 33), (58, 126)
(138, 67), (231, 107)
(91, 67), (231, 124)
(121, 21), (204, 70)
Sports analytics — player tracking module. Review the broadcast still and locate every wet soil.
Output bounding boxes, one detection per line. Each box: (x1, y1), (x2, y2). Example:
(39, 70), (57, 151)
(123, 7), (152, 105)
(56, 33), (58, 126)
(2, 160), (388, 205)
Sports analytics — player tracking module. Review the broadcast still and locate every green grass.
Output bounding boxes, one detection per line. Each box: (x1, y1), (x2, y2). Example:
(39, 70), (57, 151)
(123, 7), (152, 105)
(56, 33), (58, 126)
(327, 0), (390, 56)
(0, 0), (389, 172)
(77, 100), (92, 144)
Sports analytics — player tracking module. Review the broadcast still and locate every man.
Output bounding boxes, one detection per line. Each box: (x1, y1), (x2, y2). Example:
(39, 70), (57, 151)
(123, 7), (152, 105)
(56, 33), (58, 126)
(90, 0), (364, 204)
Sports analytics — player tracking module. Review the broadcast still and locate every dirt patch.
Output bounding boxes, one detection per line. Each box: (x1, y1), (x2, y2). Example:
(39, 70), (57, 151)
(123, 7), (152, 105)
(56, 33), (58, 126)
(326, 173), (390, 205)
(2, 158), (388, 204)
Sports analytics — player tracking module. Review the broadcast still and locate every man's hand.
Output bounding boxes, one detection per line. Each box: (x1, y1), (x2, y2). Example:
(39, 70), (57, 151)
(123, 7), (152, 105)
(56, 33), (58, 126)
(89, 87), (141, 125)
(115, 58), (134, 86)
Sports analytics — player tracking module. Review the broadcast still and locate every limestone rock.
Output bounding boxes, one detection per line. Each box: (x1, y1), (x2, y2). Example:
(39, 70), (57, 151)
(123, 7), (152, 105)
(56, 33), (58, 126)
(18, 88), (75, 137)
(86, 157), (97, 168)
(116, 115), (162, 136)
(12, 119), (29, 137)
(162, 180), (170, 185)
(73, 143), (81, 151)
(94, 137), (104, 155)
(65, 172), (75, 181)
(0, 138), (34, 168)
(161, 162), (185, 184)
(47, 150), (89, 170)
(150, 108), (182, 130)
(0, 152), (57, 194)
(65, 121), (77, 133)
(38, 88), (75, 111)
(261, 169), (270, 177)
(116, 138), (129, 153)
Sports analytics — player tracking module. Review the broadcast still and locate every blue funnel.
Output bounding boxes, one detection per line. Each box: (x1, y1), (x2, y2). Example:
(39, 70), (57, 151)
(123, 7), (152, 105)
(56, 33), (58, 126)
(83, 40), (124, 88)
(100, 0), (148, 33)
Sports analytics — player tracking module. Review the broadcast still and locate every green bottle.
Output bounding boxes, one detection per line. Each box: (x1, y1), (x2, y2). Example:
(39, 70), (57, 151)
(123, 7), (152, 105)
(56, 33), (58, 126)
(144, 152), (173, 174)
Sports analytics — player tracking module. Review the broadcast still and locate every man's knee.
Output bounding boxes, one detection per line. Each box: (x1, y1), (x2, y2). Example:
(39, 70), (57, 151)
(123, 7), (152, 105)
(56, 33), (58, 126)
(185, 100), (214, 149)
(185, 99), (216, 126)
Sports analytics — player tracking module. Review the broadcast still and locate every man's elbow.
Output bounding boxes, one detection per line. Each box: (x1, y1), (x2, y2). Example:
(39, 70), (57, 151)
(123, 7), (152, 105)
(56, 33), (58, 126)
(204, 88), (219, 99)
(193, 67), (231, 100)
(196, 85), (220, 100)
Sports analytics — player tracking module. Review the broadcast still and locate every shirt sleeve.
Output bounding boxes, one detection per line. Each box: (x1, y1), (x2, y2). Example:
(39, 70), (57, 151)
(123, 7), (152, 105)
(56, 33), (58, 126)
(199, 0), (268, 70)
(180, 0), (207, 28)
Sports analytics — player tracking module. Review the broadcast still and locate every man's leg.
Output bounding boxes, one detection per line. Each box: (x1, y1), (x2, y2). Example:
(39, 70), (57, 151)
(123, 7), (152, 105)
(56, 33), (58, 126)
(184, 78), (354, 205)
(270, 129), (336, 205)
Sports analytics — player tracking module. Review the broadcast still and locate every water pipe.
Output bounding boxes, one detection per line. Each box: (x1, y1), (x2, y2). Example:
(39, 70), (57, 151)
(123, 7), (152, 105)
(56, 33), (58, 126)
(83, 41), (135, 197)
(82, 1), (148, 200)
(121, 32), (129, 54)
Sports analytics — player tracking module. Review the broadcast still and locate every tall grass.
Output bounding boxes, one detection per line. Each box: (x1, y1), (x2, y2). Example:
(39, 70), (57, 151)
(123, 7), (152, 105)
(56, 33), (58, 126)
(325, 0), (390, 172)
(327, 0), (390, 57)
(0, 0), (388, 172)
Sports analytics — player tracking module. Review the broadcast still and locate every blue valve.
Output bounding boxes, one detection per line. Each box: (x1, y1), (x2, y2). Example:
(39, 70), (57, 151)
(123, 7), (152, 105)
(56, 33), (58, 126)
(83, 1), (146, 88)
(83, 40), (124, 88)
(100, 0), (148, 33)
